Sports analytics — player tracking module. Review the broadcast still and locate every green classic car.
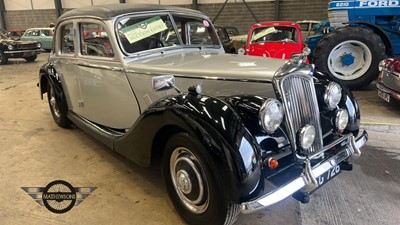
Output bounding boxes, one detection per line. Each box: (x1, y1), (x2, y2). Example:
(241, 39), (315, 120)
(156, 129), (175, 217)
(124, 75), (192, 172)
(21, 27), (54, 51)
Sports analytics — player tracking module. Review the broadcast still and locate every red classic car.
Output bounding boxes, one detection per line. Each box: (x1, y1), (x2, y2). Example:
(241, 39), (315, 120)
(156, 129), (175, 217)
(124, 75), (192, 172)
(240, 21), (306, 61)
(377, 58), (400, 103)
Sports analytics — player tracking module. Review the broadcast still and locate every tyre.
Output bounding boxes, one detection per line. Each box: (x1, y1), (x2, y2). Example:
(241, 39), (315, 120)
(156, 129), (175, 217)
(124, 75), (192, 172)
(24, 55), (37, 62)
(313, 26), (385, 89)
(47, 82), (71, 128)
(162, 133), (239, 225)
(0, 51), (8, 65)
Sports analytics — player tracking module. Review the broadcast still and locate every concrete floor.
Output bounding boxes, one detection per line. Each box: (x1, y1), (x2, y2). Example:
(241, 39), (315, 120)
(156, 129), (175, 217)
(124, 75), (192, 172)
(0, 54), (399, 225)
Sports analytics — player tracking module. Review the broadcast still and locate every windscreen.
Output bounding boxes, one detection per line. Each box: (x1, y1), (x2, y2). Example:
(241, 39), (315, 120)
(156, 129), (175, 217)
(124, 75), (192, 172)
(250, 26), (298, 44)
(117, 13), (219, 54)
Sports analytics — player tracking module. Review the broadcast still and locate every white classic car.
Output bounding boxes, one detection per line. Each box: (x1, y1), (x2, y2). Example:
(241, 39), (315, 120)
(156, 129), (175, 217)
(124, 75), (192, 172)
(38, 4), (367, 224)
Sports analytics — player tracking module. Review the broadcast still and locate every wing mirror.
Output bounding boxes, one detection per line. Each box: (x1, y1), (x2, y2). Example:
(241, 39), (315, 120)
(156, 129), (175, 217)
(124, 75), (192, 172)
(152, 75), (181, 93)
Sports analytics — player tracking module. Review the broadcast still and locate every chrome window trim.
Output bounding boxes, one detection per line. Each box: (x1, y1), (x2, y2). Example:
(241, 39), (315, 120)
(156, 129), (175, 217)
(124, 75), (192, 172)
(77, 19), (117, 60)
(114, 11), (219, 57)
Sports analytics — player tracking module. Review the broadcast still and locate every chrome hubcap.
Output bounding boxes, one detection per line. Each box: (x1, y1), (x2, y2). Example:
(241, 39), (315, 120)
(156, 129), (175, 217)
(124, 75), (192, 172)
(170, 147), (209, 214)
(49, 86), (61, 118)
(176, 170), (192, 194)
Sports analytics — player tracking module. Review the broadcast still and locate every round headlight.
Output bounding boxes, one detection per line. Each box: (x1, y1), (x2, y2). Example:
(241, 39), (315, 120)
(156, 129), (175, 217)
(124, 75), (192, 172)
(324, 82), (342, 109)
(37, 42), (42, 48)
(378, 60), (386, 72)
(297, 125), (316, 149)
(7, 44), (13, 50)
(259, 98), (284, 133)
(335, 109), (349, 131)
(238, 48), (245, 55)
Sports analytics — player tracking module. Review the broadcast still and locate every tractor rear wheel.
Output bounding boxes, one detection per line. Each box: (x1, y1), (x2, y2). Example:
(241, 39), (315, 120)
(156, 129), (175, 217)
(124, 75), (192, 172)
(313, 26), (385, 89)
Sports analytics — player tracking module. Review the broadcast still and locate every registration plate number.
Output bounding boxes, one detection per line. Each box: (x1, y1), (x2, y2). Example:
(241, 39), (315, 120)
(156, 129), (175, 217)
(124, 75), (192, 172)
(378, 89), (390, 103)
(317, 165), (341, 186)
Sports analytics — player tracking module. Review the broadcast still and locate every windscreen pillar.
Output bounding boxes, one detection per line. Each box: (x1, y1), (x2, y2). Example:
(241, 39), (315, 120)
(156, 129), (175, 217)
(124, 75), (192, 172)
(192, 0), (198, 10)
(0, 0), (6, 30)
(275, 0), (280, 21)
(54, 0), (62, 18)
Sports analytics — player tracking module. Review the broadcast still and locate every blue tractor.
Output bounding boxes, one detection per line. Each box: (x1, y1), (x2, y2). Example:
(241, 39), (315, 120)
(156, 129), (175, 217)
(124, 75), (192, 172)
(307, 0), (400, 89)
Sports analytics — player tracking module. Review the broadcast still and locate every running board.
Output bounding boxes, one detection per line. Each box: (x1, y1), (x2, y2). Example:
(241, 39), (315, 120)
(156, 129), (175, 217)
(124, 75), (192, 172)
(67, 112), (122, 150)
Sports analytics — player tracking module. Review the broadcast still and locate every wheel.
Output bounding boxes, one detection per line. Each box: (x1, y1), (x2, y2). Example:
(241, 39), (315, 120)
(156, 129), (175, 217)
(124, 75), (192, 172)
(0, 51), (8, 65)
(47, 81), (71, 128)
(24, 55), (37, 62)
(162, 133), (240, 225)
(313, 26), (385, 89)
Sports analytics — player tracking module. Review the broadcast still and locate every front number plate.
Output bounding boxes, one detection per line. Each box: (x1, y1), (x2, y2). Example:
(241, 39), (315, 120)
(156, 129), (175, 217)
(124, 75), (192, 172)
(378, 89), (390, 103)
(317, 165), (341, 186)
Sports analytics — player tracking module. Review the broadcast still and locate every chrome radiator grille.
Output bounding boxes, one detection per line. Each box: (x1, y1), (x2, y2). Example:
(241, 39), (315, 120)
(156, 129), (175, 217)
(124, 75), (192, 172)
(17, 43), (38, 50)
(280, 74), (323, 156)
(328, 10), (348, 28)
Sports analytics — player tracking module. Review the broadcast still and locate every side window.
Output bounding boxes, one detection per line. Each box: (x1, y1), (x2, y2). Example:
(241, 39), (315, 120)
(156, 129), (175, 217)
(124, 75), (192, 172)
(172, 15), (219, 46)
(26, 30), (39, 36)
(80, 23), (114, 58)
(41, 30), (53, 36)
(217, 27), (229, 41)
(24, 30), (32, 36)
(60, 24), (75, 54)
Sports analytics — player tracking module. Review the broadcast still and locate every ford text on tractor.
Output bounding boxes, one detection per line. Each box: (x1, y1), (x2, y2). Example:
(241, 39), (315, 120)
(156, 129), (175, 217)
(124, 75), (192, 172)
(307, 0), (400, 89)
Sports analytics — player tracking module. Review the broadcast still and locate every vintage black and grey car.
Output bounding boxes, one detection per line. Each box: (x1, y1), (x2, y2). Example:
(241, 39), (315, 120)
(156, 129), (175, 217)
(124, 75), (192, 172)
(377, 58), (400, 103)
(38, 4), (368, 225)
(0, 32), (41, 64)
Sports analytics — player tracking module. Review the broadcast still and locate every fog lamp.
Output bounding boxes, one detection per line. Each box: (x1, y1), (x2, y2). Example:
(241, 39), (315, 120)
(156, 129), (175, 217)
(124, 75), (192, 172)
(297, 125), (316, 149)
(335, 109), (349, 131)
(7, 44), (13, 50)
(238, 48), (245, 55)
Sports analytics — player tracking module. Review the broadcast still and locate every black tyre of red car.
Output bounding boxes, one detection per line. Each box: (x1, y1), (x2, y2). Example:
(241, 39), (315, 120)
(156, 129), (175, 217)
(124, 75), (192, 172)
(24, 55), (37, 62)
(0, 50), (8, 65)
(162, 132), (240, 225)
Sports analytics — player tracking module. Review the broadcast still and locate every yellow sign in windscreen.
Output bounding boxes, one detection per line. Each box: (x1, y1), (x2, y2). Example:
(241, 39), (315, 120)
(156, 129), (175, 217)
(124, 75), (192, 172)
(251, 27), (277, 42)
(122, 16), (168, 43)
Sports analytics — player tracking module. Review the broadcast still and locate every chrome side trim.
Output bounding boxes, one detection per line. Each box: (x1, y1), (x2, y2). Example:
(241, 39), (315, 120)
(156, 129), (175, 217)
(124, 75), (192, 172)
(382, 68), (400, 78)
(124, 70), (273, 83)
(75, 113), (124, 137)
(240, 130), (368, 214)
(75, 63), (124, 71)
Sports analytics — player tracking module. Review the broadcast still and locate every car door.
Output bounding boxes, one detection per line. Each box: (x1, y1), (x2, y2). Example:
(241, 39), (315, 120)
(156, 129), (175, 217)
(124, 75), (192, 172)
(75, 20), (140, 129)
(39, 29), (53, 50)
(21, 29), (39, 42)
(51, 22), (84, 117)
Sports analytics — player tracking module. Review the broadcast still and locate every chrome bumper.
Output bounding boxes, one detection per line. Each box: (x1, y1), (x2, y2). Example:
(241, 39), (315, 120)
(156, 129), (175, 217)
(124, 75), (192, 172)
(4, 49), (42, 54)
(240, 130), (368, 214)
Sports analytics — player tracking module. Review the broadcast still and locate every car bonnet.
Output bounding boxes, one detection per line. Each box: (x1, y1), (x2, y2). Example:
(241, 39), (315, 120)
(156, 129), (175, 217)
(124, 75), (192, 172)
(125, 51), (287, 81)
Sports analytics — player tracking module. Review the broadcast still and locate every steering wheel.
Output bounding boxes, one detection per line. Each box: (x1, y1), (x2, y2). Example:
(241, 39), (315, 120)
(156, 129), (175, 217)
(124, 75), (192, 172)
(283, 38), (296, 43)
(149, 37), (165, 49)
